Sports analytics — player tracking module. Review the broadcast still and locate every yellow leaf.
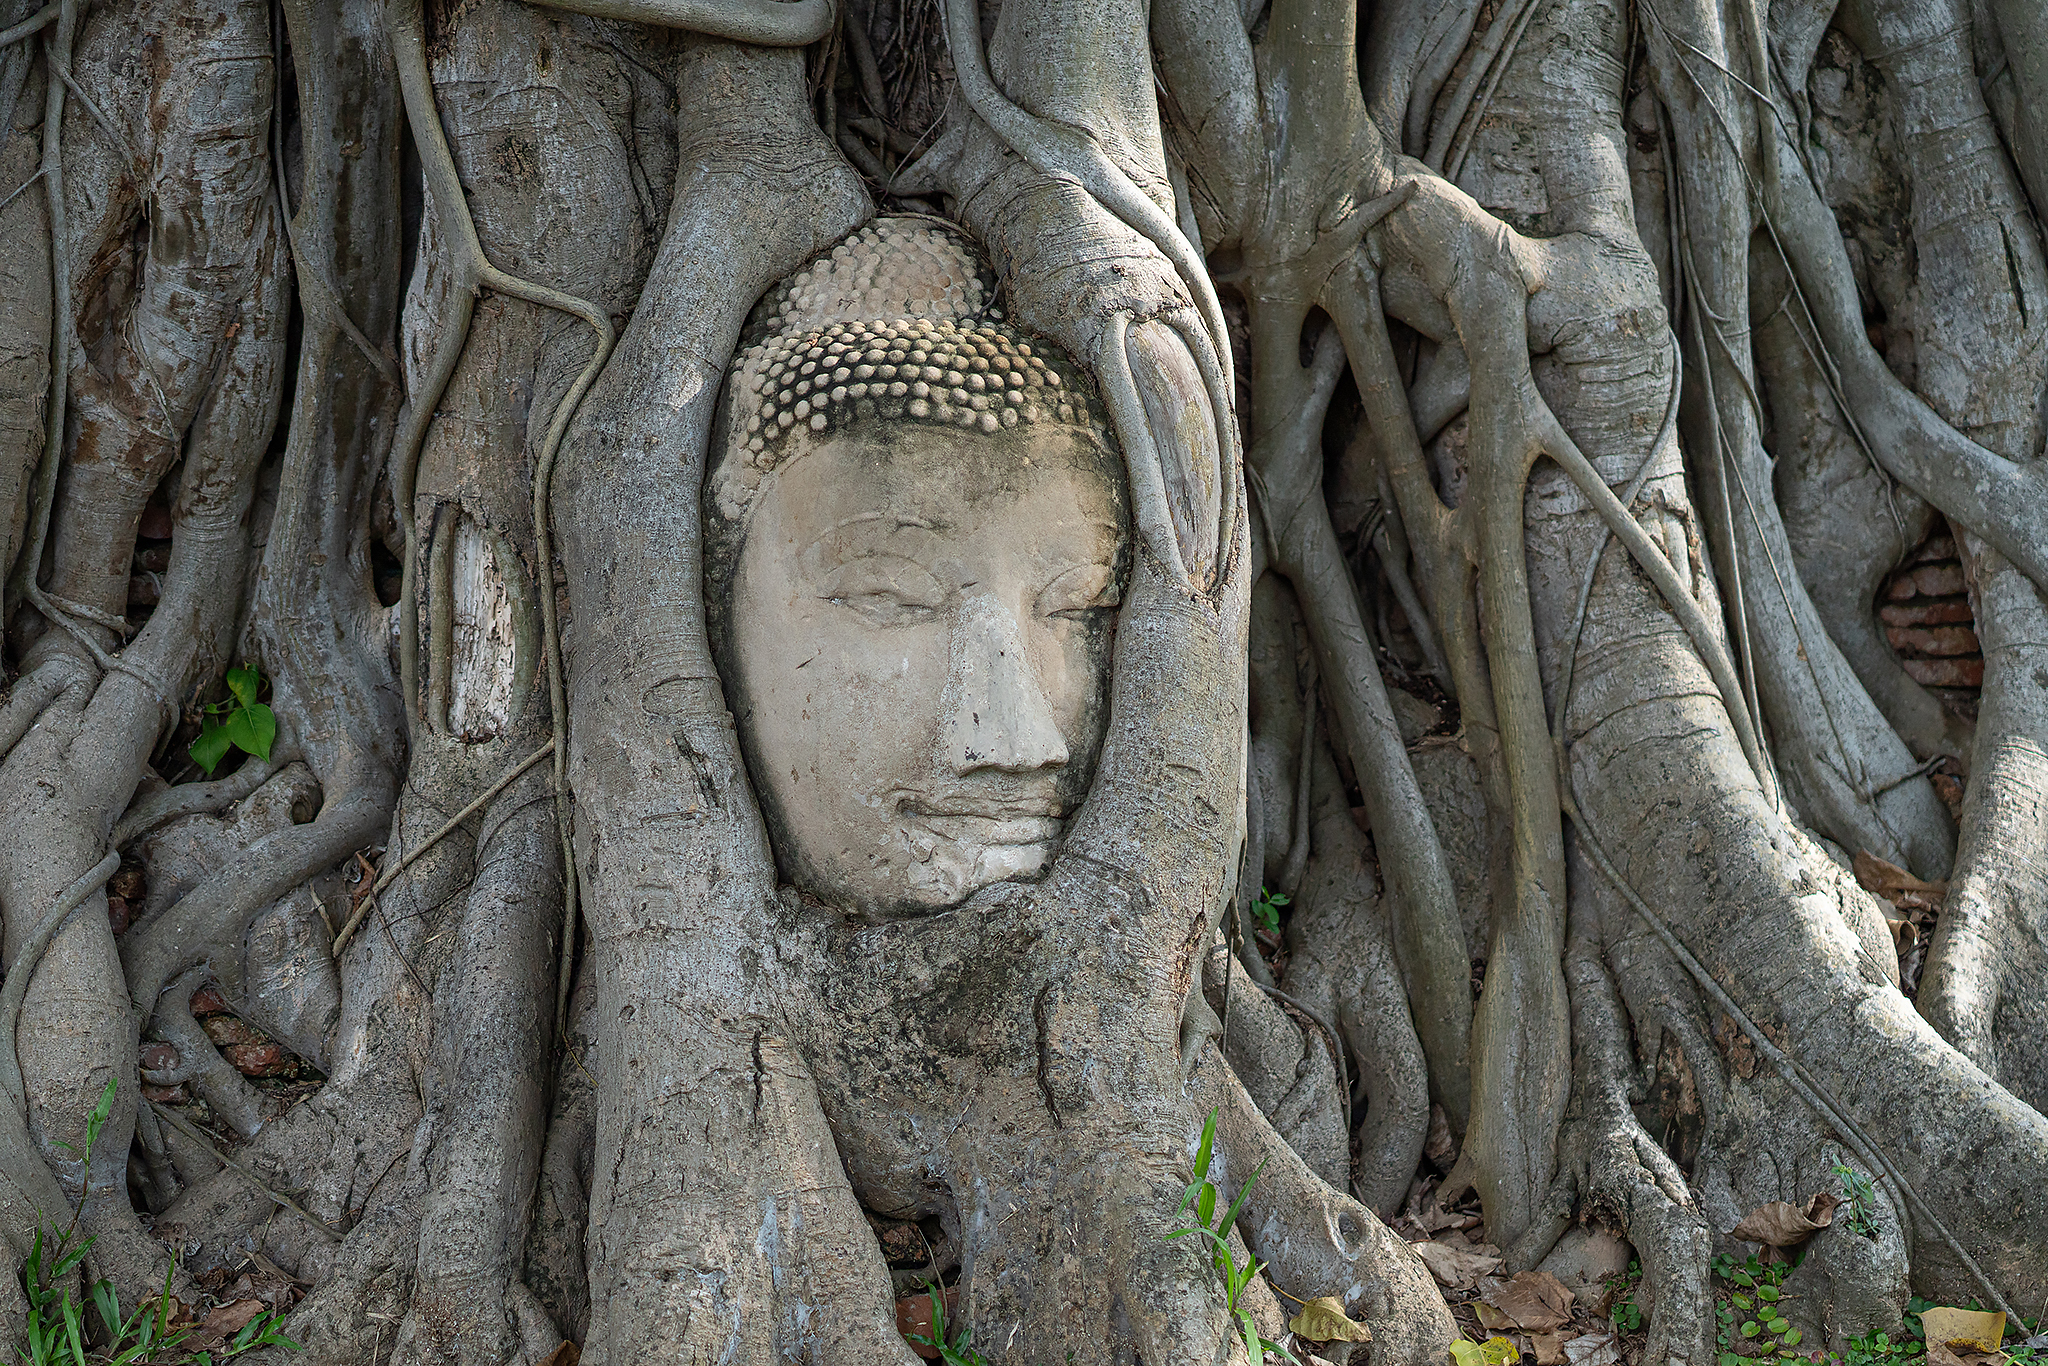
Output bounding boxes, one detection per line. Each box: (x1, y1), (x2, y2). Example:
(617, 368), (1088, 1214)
(1287, 1296), (1371, 1343)
(1918, 1306), (2005, 1353)
(1448, 1336), (1520, 1365)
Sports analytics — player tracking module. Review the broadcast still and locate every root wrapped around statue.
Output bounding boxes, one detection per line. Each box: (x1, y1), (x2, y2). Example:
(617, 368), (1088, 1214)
(0, 0), (2045, 1361)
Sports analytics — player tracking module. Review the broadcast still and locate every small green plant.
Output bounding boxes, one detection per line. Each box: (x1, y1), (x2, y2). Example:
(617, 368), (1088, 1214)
(1839, 1327), (1924, 1365)
(1250, 888), (1289, 937)
(902, 1281), (987, 1366)
(1169, 1110), (1298, 1366)
(188, 665), (276, 777)
(14, 1080), (301, 1365)
(1834, 1159), (1880, 1238)
(1711, 1252), (1804, 1364)
(1607, 1259), (1643, 1333)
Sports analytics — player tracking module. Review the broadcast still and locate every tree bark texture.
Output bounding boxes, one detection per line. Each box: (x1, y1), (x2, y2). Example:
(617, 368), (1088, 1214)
(0, 0), (2044, 1360)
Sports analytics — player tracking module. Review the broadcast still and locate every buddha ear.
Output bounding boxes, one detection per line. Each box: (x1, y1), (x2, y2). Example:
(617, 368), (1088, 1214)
(1094, 312), (1237, 592)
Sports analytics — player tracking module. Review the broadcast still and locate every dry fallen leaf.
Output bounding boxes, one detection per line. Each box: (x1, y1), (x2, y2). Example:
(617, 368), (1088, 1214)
(1726, 1191), (1841, 1259)
(1286, 1295), (1371, 1343)
(1854, 850), (1947, 909)
(1483, 1270), (1575, 1332)
(1412, 1235), (1505, 1291)
(1919, 1306), (2005, 1353)
(1562, 1330), (1624, 1366)
(537, 1344), (581, 1366)
(198, 1298), (267, 1338)
(1529, 1331), (1572, 1365)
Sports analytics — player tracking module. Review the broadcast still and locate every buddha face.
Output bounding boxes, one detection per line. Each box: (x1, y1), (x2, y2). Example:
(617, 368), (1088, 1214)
(725, 422), (1126, 916)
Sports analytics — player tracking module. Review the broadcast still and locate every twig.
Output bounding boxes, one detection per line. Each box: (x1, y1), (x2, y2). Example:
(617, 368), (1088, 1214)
(147, 1100), (342, 1242)
(331, 737), (556, 955)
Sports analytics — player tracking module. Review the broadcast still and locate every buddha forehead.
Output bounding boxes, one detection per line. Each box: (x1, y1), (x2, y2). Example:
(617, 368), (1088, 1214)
(755, 421), (1125, 578)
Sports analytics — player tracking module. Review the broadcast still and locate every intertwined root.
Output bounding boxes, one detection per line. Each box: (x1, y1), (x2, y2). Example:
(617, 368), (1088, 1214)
(5, 0), (2048, 1359)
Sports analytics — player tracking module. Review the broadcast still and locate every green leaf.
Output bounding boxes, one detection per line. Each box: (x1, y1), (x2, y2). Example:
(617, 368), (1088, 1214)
(222, 702), (276, 761)
(1239, 1308), (1262, 1366)
(1742, 1321), (1761, 1338)
(1216, 1157), (1267, 1240)
(189, 721), (235, 775)
(1193, 1110), (1216, 1185)
(1733, 1293), (1752, 1311)
(226, 664), (260, 708)
(62, 1290), (86, 1366)
(1197, 1183), (1216, 1228)
(1758, 1285), (1780, 1302)
(1783, 1328), (1803, 1347)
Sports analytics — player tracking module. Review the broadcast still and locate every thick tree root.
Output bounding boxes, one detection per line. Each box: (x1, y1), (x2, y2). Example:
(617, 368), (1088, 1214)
(1187, 1043), (1453, 1364)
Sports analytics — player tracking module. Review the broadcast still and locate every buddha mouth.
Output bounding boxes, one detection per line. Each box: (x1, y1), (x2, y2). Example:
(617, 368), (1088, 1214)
(892, 791), (1065, 857)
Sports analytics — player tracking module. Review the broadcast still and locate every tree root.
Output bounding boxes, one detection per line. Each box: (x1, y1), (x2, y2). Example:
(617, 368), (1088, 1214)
(146, 967), (271, 1139)
(1283, 736), (1432, 1219)
(1186, 1041), (1453, 1364)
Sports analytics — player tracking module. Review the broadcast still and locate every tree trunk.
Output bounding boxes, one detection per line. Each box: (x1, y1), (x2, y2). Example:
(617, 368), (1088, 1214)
(1, 0), (2045, 1361)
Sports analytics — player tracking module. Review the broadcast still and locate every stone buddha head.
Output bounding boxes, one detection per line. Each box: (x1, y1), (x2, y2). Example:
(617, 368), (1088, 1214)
(707, 218), (1129, 918)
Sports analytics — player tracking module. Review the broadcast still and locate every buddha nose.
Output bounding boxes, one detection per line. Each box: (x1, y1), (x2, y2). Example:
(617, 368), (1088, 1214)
(940, 590), (1069, 776)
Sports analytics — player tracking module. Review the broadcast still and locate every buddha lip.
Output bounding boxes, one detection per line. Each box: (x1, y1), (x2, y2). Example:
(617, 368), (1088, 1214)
(916, 816), (1061, 849)
(896, 801), (1063, 847)
(894, 793), (1061, 821)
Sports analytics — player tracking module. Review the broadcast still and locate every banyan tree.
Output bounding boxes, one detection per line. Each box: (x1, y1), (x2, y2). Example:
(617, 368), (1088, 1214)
(0, 0), (2045, 1360)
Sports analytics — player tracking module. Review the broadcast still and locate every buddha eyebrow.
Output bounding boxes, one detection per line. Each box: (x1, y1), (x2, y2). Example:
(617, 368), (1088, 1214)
(818, 512), (936, 533)
(799, 513), (946, 561)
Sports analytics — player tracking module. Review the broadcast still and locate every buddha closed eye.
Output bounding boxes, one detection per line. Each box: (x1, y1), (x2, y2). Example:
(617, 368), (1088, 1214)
(723, 421), (1127, 916)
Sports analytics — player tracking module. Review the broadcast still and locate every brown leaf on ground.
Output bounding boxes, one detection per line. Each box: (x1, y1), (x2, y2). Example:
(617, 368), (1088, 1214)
(1727, 1192), (1840, 1258)
(1483, 1270), (1574, 1332)
(1530, 1331), (1572, 1365)
(197, 1298), (267, 1339)
(536, 1344), (580, 1366)
(1854, 850), (1947, 910)
(1413, 1235), (1506, 1291)
(1561, 1331), (1623, 1366)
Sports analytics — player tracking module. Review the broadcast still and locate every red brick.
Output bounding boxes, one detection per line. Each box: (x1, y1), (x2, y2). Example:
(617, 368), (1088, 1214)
(139, 1042), (180, 1073)
(140, 1083), (188, 1105)
(1885, 625), (1980, 657)
(1878, 600), (1973, 627)
(189, 983), (230, 1015)
(1902, 657), (1984, 688)
(895, 1288), (959, 1361)
(1911, 534), (1956, 563)
(223, 1042), (290, 1077)
(202, 1015), (265, 1047)
(106, 895), (132, 937)
(1911, 563), (1966, 597)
